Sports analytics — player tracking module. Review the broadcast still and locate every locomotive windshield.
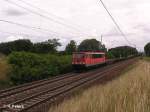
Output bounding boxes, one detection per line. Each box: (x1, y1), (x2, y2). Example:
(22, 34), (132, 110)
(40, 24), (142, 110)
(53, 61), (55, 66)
(73, 53), (84, 59)
(92, 54), (104, 58)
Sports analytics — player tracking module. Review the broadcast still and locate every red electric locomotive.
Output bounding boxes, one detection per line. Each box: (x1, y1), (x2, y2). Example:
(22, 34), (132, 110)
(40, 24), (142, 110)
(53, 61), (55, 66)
(72, 51), (106, 69)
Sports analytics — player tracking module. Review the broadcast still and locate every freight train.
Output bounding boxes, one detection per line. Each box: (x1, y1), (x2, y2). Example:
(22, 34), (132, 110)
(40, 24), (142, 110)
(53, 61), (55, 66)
(72, 51), (106, 69)
(72, 51), (132, 70)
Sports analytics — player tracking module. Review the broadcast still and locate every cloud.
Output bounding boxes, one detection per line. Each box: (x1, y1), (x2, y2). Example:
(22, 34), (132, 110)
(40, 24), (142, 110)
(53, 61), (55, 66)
(4, 8), (27, 16)
(0, 0), (149, 51)
(5, 36), (24, 41)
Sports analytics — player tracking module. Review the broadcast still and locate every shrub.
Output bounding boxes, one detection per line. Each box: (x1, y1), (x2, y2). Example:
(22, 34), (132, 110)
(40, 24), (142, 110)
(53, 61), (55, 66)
(8, 52), (72, 85)
(106, 51), (115, 59)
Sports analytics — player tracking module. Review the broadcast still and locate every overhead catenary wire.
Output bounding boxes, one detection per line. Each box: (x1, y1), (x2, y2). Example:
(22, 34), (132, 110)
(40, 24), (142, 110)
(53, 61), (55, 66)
(0, 30), (80, 42)
(0, 20), (84, 40)
(0, 19), (89, 38)
(0, 19), (76, 37)
(4, 0), (89, 36)
(0, 19), (59, 35)
(0, 30), (49, 38)
(17, 0), (89, 32)
(99, 0), (134, 47)
(18, 0), (135, 45)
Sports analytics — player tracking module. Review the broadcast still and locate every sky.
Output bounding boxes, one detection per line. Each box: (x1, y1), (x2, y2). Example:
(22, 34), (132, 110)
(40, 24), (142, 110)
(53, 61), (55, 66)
(0, 0), (150, 51)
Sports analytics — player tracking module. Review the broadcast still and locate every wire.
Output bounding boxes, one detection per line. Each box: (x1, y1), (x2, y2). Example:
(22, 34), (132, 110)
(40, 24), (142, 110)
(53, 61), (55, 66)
(0, 19), (87, 38)
(99, 0), (133, 46)
(18, 0), (89, 32)
(4, 0), (88, 35)
(0, 19), (85, 39)
(0, 30), (49, 38)
(0, 19), (59, 35)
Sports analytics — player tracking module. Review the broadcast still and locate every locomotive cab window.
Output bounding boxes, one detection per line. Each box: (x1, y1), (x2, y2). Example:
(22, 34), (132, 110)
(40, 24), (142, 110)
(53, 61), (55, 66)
(92, 54), (103, 58)
(73, 53), (84, 59)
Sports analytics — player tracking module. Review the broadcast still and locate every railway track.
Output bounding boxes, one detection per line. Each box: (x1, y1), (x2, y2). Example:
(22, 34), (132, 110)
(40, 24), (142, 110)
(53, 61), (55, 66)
(0, 72), (75, 97)
(0, 58), (137, 112)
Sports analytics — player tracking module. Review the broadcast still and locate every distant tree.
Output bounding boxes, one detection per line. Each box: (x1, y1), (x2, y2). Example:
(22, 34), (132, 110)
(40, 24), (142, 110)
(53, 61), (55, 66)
(65, 40), (77, 54)
(0, 42), (11, 55)
(101, 44), (107, 52)
(109, 46), (138, 58)
(0, 39), (62, 55)
(106, 51), (115, 59)
(32, 39), (61, 53)
(144, 42), (150, 56)
(58, 51), (66, 55)
(47, 39), (61, 49)
(78, 39), (106, 52)
(0, 39), (33, 55)
(11, 39), (33, 52)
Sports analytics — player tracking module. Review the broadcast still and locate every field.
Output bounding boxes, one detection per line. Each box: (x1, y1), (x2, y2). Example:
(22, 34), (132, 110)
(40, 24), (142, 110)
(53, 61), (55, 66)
(49, 59), (150, 112)
(143, 57), (150, 61)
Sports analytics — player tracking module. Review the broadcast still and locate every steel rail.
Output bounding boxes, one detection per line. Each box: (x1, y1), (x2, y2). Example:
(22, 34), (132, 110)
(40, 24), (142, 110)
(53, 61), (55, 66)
(0, 73), (76, 99)
(0, 72), (73, 94)
(0, 58), (137, 112)
(15, 59), (134, 112)
(19, 63), (127, 112)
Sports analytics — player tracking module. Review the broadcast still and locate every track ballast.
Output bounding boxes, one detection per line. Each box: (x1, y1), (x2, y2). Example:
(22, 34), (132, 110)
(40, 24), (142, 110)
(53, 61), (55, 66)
(0, 58), (137, 112)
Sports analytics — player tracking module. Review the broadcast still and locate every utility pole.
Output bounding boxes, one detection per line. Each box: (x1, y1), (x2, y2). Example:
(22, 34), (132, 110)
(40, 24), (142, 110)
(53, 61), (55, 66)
(100, 35), (105, 52)
(101, 35), (103, 44)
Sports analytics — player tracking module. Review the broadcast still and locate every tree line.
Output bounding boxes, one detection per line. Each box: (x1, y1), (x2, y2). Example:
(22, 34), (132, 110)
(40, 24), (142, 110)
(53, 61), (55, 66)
(0, 38), (140, 85)
(0, 38), (140, 58)
(0, 38), (141, 58)
(0, 38), (107, 55)
(108, 46), (138, 58)
(0, 39), (61, 55)
(144, 42), (150, 57)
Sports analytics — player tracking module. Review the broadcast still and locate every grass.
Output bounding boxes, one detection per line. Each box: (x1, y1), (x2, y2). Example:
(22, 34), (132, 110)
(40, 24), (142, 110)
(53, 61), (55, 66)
(49, 59), (150, 112)
(0, 56), (11, 89)
(0, 56), (9, 79)
(143, 57), (150, 62)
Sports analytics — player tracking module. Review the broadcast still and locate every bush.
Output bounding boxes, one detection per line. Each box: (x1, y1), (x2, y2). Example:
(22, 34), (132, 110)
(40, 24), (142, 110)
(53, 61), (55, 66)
(106, 51), (115, 59)
(8, 52), (72, 85)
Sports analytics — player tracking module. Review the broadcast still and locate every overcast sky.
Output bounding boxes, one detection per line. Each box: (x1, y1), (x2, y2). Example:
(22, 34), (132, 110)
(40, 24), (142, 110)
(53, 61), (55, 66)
(0, 0), (150, 51)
